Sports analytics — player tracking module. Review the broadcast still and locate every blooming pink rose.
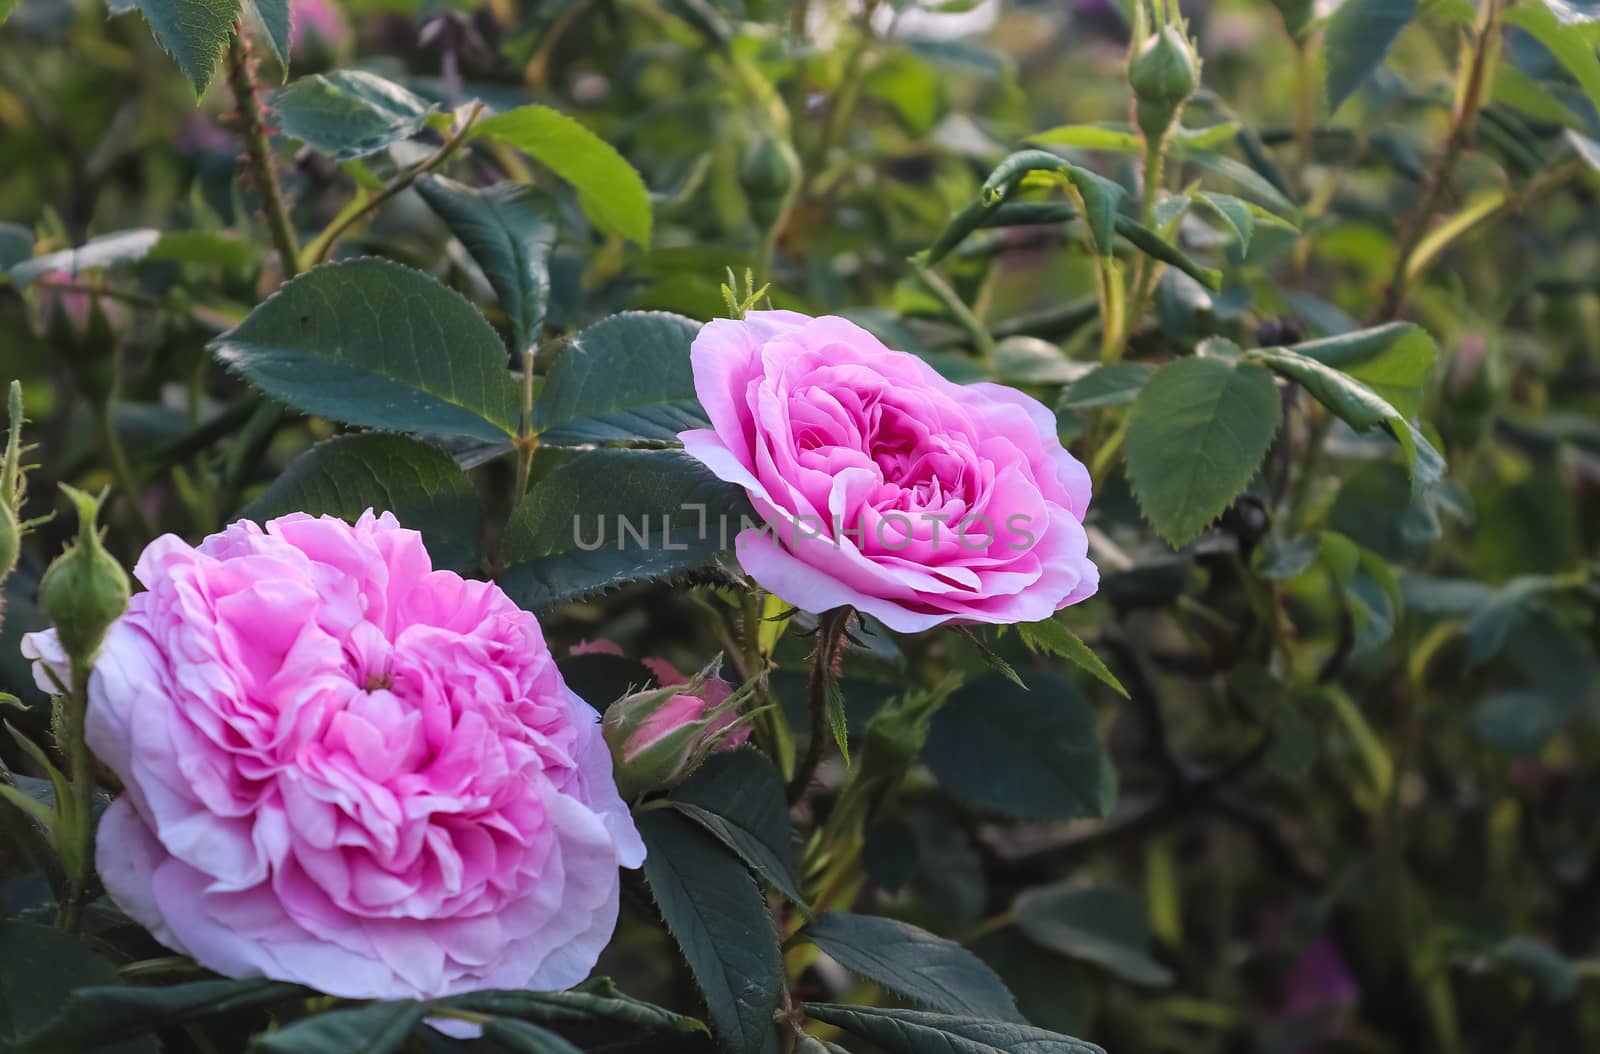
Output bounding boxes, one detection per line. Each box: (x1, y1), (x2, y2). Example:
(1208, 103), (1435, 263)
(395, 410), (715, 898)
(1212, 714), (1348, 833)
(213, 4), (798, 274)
(23, 511), (644, 1001)
(679, 311), (1097, 632)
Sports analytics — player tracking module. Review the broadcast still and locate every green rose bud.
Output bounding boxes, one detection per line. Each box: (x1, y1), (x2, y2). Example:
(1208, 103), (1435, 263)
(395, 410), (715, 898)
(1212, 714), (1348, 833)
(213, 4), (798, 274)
(601, 660), (752, 799)
(38, 485), (130, 661)
(1130, 26), (1200, 140)
(739, 134), (801, 233)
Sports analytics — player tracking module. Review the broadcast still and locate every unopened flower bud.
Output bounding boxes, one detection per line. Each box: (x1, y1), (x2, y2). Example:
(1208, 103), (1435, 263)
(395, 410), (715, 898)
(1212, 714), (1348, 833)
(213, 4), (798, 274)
(38, 486), (129, 662)
(1130, 26), (1200, 140)
(739, 135), (801, 233)
(602, 659), (752, 798)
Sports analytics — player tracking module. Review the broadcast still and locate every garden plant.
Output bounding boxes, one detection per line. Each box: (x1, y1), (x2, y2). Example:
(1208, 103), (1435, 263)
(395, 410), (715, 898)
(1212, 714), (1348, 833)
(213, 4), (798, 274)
(1, 0), (1599, 1049)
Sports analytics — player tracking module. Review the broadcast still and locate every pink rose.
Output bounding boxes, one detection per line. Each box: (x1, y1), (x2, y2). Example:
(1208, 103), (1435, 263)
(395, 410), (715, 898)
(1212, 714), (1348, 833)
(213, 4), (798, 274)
(23, 511), (644, 1000)
(679, 311), (1097, 632)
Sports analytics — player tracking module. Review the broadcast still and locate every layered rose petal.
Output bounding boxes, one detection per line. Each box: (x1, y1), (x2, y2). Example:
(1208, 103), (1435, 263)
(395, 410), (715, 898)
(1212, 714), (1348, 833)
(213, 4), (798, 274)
(681, 312), (1097, 631)
(26, 510), (641, 1001)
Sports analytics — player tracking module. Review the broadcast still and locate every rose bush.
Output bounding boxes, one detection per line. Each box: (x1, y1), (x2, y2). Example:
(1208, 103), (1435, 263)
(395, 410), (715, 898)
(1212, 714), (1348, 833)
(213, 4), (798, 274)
(3, 0), (1599, 1049)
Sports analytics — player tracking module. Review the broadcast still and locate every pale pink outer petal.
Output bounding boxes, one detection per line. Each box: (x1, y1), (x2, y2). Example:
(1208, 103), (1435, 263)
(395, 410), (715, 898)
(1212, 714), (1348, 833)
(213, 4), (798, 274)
(20, 628), (70, 695)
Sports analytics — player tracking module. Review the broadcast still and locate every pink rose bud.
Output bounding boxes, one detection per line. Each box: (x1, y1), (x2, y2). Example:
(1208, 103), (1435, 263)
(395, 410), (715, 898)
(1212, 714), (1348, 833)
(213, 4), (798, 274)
(602, 658), (752, 798)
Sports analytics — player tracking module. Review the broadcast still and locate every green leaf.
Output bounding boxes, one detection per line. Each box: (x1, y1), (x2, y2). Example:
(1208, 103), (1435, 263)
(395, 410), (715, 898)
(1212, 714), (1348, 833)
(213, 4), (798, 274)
(1324, 0), (1418, 114)
(438, 978), (708, 1036)
(147, 230), (258, 269)
(238, 433), (483, 573)
(1112, 216), (1223, 290)
(8, 229), (160, 288)
(1197, 191), (1254, 254)
(1505, 4), (1600, 114)
(1494, 63), (1585, 127)
(1462, 574), (1566, 665)
(1471, 690), (1573, 755)
(1176, 147), (1298, 215)
(21, 979), (305, 1052)
(0, 0), (19, 27)
(274, 71), (435, 162)
(1, 922), (157, 1054)
(415, 175), (558, 357)
(638, 809), (784, 1054)
(0, 223), (33, 271)
(924, 671), (1111, 821)
(534, 312), (707, 445)
(667, 748), (806, 908)
(1245, 345), (1444, 496)
(251, 0), (290, 68)
(1024, 124), (1142, 152)
(1318, 532), (1402, 653)
(250, 1001), (425, 1053)
(804, 1004), (1104, 1054)
(498, 448), (751, 610)
(208, 258), (522, 442)
(1058, 363), (1154, 411)
(1125, 356), (1282, 547)
(1493, 937), (1581, 1002)
(1014, 618), (1128, 698)
(979, 150), (1126, 256)
(1012, 885), (1174, 987)
(135, 0), (239, 95)
(480, 1020), (586, 1054)
(1277, 321), (1436, 420)
(474, 105), (653, 246)
(1176, 121), (1245, 150)
(801, 912), (1023, 1022)
(825, 670), (850, 764)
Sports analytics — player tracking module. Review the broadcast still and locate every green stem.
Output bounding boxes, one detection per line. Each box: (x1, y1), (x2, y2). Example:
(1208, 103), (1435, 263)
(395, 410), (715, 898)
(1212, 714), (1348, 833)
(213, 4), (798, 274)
(1122, 132), (1168, 352)
(1376, 0), (1500, 320)
(305, 101), (485, 268)
(56, 656), (96, 932)
(740, 590), (782, 770)
(786, 608), (850, 803)
(226, 29), (299, 280)
(511, 347), (538, 511)
(911, 259), (995, 359)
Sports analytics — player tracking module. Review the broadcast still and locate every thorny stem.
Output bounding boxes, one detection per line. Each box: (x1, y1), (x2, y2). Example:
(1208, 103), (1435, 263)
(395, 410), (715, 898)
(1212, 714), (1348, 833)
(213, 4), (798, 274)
(1376, 0), (1500, 320)
(57, 657), (96, 931)
(225, 29), (299, 281)
(787, 608), (851, 803)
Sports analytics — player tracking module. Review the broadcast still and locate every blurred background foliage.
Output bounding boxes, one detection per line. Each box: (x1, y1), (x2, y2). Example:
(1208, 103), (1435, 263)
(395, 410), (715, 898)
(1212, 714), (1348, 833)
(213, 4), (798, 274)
(2, 0), (1600, 1050)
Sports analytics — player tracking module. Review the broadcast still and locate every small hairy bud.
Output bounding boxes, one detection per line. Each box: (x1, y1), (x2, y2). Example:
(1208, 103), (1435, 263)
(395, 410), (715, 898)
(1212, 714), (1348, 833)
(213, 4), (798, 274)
(1130, 26), (1200, 140)
(739, 135), (801, 233)
(38, 486), (130, 661)
(602, 659), (751, 798)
